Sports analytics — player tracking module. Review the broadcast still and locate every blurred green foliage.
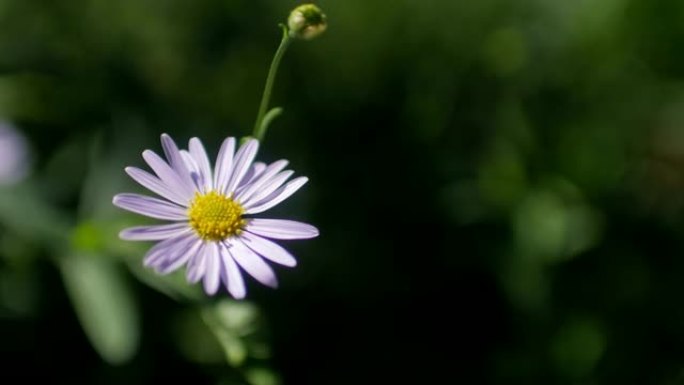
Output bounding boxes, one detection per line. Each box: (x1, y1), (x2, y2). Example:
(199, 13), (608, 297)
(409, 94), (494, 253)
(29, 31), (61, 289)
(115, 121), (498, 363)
(0, 0), (684, 384)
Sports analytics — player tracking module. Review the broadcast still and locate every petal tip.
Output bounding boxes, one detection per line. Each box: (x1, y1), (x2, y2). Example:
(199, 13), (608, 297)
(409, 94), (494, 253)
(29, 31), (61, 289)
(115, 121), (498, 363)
(204, 285), (219, 296)
(112, 194), (123, 205)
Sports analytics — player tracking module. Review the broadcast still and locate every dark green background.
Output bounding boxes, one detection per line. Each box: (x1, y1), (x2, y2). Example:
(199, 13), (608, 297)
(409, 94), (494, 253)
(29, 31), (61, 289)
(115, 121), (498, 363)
(1, 0), (684, 384)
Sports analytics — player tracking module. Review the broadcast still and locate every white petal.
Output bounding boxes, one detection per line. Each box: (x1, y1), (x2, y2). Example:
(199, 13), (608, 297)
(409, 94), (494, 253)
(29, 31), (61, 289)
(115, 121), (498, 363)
(214, 137), (236, 193)
(236, 160), (289, 204)
(119, 222), (190, 241)
(189, 137), (214, 192)
(113, 193), (188, 220)
(242, 170), (294, 207)
(246, 219), (319, 240)
(220, 242), (246, 299)
(245, 177), (308, 214)
(186, 245), (208, 284)
(239, 231), (297, 267)
(161, 133), (196, 191)
(157, 238), (202, 275)
(125, 167), (188, 206)
(142, 150), (194, 199)
(224, 139), (259, 195)
(229, 238), (278, 288)
(202, 242), (221, 295)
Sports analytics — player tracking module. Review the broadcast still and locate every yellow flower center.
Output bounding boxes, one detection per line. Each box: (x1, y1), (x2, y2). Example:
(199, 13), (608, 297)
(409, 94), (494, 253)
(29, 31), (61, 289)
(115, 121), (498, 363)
(188, 191), (245, 241)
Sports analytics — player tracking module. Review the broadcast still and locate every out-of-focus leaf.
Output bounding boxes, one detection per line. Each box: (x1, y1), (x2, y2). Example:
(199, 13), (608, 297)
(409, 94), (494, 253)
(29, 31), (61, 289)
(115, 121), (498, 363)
(59, 252), (139, 365)
(245, 367), (280, 385)
(214, 328), (247, 367)
(71, 221), (106, 253)
(125, 258), (203, 301)
(214, 300), (259, 335)
(0, 183), (70, 246)
(550, 316), (606, 377)
(478, 139), (528, 209)
(201, 300), (262, 367)
(499, 256), (549, 312)
(0, 267), (37, 316)
(76, 127), (147, 222)
(513, 184), (603, 263)
(173, 308), (225, 364)
(203, 313), (248, 366)
(0, 230), (39, 266)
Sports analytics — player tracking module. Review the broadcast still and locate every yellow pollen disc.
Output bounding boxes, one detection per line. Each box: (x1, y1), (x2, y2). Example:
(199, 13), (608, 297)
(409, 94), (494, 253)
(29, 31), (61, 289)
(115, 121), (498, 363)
(188, 191), (245, 241)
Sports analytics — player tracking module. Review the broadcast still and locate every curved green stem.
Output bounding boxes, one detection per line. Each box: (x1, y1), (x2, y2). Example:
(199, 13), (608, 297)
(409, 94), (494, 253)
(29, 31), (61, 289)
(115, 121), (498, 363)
(252, 26), (292, 142)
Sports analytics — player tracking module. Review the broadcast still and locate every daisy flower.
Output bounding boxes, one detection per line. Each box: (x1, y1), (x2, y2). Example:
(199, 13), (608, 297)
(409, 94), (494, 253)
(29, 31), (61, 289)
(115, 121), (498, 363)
(113, 134), (318, 298)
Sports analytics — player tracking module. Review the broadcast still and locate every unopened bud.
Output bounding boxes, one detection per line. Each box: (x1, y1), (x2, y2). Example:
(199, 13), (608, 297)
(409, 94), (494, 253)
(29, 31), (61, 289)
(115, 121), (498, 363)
(287, 4), (327, 40)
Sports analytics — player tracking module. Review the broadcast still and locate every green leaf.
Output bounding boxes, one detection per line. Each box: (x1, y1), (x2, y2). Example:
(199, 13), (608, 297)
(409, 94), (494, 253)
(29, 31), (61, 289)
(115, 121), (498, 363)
(550, 316), (606, 377)
(125, 258), (204, 301)
(59, 252), (139, 365)
(173, 308), (225, 364)
(0, 183), (71, 246)
(259, 107), (284, 137)
(201, 300), (262, 367)
(245, 367), (280, 385)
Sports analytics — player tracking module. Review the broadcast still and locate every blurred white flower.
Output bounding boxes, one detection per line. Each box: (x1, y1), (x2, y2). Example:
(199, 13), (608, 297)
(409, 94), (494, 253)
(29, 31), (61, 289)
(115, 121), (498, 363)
(0, 121), (30, 185)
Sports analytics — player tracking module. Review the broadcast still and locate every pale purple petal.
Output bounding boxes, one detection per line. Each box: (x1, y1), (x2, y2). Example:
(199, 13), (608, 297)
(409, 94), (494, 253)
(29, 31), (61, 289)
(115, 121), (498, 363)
(125, 167), (189, 206)
(239, 231), (297, 267)
(246, 219), (319, 240)
(244, 177), (308, 214)
(142, 150), (194, 199)
(113, 193), (188, 220)
(224, 139), (259, 195)
(0, 121), (29, 185)
(157, 238), (202, 275)
(203, 242), (221, 295)
(236, 160), (289, 204)
(220, 242), (246, 299)
(180, 150), (200, 182)
(228, 238), (278, 288)
(180, 150), (199, 174)
(119, 222), (190, 241)
(186, 245), (208, 284)
(161, 133), (196, 191)
(142, 236), (177, 268)
(239, 162), (268, 188)
(142, 232), (194, 268)
(241, 170), (294, 207)
(180, 150), (204, 192)
(214, 137), (236, 193)
(189, 137), (214, 192)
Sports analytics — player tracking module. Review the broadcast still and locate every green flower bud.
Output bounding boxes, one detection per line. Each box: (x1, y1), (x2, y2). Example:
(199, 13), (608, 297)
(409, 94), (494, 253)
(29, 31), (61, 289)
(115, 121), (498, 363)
(287, 4), (327, 40)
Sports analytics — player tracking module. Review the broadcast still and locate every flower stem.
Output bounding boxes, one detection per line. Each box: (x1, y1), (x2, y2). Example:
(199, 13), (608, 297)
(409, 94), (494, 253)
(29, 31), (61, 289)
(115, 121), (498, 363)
(252, 26), (292, 142)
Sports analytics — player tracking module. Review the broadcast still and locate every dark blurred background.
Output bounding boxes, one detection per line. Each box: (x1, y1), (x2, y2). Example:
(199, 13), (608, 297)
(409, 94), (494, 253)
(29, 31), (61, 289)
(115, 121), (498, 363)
(1, 0), (684, 384)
